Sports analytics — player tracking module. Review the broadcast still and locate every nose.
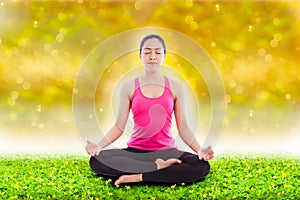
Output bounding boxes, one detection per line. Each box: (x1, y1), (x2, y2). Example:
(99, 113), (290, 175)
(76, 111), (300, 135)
(150, 52), (156, 60)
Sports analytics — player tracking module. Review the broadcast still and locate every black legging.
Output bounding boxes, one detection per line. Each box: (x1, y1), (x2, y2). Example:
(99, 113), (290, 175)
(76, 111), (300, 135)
(89, 147), (210, 184)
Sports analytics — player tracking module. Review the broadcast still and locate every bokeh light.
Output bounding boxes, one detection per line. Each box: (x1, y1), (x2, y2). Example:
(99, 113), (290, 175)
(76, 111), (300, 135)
(0, 0), (299, 154)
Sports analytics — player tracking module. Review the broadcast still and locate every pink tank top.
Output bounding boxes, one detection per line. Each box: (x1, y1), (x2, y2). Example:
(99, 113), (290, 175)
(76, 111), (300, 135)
(127, 76), (177, 150)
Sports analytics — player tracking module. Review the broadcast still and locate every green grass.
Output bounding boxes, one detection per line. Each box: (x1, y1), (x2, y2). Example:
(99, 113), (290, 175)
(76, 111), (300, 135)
(1, 154), (299, 199)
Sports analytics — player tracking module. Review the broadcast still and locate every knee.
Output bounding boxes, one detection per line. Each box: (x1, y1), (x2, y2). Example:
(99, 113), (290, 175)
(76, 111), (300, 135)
(89, 156), (122, 176)
(199, 160), (210, 177)
(202, 160), (210, 175)
(89, 156), (100, 173)
(193, 160), (210, 179)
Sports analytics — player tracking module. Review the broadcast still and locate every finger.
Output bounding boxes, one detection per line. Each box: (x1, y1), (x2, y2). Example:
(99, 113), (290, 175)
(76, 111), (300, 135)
(205, 154), (214, 161)
(198, 154), (203, 160)
(96, 150), (101, 156)
(90, 150), (95, 156)
(86, 149), (93, 156)
(86, 149), (91, 156)
(86, 148), (95, 156)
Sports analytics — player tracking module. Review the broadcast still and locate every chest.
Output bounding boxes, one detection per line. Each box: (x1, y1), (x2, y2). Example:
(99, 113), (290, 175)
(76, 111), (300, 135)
(131, 87), (174, 115)
(139, 84), (164, 98)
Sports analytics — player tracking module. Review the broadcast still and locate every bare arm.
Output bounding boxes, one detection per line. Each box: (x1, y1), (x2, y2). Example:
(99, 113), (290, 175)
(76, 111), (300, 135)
(86, 81), (133, 156)
(172, 80), (214, 160)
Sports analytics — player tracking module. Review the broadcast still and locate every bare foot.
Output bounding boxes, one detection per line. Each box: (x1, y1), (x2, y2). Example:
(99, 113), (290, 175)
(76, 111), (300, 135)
(155, 158), (182, 170)
(114, 174), (142, 186)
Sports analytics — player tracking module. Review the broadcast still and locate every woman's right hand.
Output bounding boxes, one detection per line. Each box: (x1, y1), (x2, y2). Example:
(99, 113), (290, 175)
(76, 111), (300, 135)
(85, 140), (102, 156)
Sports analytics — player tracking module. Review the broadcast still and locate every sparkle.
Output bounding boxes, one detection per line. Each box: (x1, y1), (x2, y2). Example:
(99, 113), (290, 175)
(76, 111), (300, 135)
(33, 21), (38, 28)
(258, 48), (266, 57)
(235, 85), (244, 94)
(249, 110), (253, 117)
(56, 33), (64, 43)
(273, 17), (280, 26)
(225, 95), (231, 103)
(248, 25), (253, 32)
(274, 33), (282, 41)
(215, 4), (220, 12)
(285, 94), (291, 100)
(228, 80), (237, 88)
(38, 123), (45, 129)
(270, 39), (278, 48)
(211, 41), (216, 48)
(15, 76), (24, 84)
(185, 0), (193, 8)
(185, 15), (193, 24)
(18, 38), (32, 47)
(7, 98), (15, 106)
(89, 0), (97, 9)
(51, 49), (59, 57)
(73, 88), (78, 94)
(135, 0), (143, 11)
(37, 105), (42, 112)
(189, 21), (198, 30)
(31, 121), (37, 127)
(44, 43), (53, 52)
(58, 12), (66, 20)
(11, 91), (19, 100)
(59, 27), (67, 36)
(22, 81), (31, 90)
(123, 11), (131, 21)
(99, 108), (103, 112)
(265, 54), (272, 63)
(0, 2), (4, 6)
(97, 9), (106, 17)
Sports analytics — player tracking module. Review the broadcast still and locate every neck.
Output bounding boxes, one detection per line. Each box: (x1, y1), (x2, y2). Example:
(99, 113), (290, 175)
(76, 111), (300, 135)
(142, 71), (164, 82)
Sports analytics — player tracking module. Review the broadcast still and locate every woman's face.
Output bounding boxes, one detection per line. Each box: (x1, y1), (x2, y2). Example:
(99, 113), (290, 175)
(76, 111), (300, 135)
(140, 38), (165, 70)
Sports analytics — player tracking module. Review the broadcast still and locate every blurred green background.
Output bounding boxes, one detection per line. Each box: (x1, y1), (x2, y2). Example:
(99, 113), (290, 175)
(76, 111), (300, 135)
(0, 0), (299, 154)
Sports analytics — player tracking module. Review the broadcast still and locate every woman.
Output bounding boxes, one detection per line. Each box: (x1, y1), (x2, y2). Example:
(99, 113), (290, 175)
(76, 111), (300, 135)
(86, 34), (214, 186)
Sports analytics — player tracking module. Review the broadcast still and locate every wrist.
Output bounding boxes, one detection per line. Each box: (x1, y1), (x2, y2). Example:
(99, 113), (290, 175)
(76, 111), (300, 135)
(196, 148), (202, 154)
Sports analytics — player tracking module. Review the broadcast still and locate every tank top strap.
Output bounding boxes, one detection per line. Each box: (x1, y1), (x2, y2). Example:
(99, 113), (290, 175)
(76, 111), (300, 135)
(134, 77), (140, 90)
(164, 76), (170, 89)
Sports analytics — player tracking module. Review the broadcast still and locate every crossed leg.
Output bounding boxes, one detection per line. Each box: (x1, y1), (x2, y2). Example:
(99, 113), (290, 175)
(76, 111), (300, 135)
(114, 158), (182, 185)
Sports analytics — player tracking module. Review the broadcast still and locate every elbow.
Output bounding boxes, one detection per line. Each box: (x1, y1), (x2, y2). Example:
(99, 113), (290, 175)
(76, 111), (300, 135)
(114, 123), (125, 135)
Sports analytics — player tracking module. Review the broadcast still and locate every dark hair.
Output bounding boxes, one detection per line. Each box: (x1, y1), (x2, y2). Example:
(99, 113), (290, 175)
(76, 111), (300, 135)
(139, 34), (166, 56)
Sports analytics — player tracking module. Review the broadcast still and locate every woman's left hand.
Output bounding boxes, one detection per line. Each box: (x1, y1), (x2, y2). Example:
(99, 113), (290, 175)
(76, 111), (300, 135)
(85, 140), (102, 156)
(198, 146), (214, 161)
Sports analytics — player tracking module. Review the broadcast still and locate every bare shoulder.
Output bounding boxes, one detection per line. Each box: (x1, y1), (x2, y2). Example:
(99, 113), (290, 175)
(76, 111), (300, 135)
(168, 78), (184, 92)
(120, 79), (135, 99)
(168, 78), (184, 100)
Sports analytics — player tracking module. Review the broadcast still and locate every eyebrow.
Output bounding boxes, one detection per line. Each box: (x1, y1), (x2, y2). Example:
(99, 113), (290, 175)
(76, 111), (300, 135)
(143, 48), (163, 51)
